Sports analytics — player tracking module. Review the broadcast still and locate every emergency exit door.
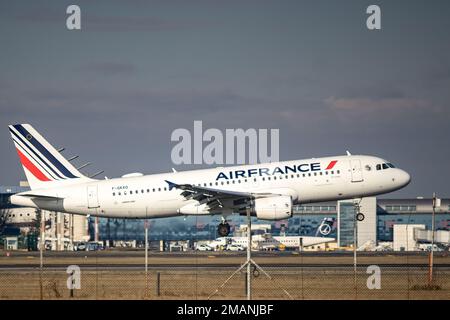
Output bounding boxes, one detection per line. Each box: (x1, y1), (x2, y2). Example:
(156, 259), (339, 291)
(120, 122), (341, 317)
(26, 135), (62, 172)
(350, 159), (364, 182)
(87, 185), (100, 208)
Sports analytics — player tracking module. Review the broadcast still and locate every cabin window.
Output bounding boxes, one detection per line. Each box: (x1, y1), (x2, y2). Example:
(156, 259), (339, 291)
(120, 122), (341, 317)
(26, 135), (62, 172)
(130, 191), (133, 194)
(112, 192), (115, 196)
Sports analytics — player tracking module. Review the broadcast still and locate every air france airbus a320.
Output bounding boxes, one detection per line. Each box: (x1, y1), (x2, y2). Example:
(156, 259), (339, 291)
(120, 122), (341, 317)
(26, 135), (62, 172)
(8, 124), (410, 236)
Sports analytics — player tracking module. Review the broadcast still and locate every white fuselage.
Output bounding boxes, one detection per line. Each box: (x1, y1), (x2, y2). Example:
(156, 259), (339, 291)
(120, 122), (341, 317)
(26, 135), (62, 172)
(11, 154), (410, 220)
(217, 236), (336, 249)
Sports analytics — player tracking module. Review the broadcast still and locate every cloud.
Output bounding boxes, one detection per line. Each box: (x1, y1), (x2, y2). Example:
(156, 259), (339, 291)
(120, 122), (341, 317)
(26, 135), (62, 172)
(13, 6), (214, 32)
(79, 62), (137, 76)
(324, 96), (442, 113)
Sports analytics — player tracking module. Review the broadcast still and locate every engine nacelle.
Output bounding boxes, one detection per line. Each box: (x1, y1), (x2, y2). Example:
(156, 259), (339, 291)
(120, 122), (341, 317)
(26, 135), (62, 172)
(252, 195), (293, 220)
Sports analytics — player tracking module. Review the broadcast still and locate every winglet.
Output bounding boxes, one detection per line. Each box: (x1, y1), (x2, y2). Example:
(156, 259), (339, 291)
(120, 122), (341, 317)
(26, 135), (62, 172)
(165, 180), (178, 191)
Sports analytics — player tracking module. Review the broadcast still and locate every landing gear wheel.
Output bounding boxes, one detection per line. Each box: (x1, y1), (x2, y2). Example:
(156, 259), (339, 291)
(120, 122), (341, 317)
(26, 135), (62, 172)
(356, 213), (365, 221)
(217, 223), (230, 237)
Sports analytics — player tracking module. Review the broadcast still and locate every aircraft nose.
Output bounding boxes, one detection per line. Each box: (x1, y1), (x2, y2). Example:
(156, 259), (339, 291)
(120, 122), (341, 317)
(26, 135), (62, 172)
(397, 169), (411, 187)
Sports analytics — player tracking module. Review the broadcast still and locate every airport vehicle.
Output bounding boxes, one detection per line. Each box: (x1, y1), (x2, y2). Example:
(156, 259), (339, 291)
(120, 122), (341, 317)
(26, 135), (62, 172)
(74, 242), (87, 251)
(226, 244), (245, 251)
(8, 124), (411, 237)
(195, 243), (213, 251)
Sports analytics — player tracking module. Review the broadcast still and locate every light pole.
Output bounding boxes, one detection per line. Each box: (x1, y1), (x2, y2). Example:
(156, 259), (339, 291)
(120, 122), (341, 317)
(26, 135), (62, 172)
(429, 193), (438, 285)
(144, 218), (149, 296)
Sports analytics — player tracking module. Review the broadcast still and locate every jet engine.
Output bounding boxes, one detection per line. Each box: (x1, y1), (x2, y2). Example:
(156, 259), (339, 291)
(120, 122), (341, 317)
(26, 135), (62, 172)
(250, 195), (293, 220)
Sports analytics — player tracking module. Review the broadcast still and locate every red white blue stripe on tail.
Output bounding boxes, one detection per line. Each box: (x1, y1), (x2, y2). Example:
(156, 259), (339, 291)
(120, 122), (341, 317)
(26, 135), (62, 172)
(9, 124), (83, 184)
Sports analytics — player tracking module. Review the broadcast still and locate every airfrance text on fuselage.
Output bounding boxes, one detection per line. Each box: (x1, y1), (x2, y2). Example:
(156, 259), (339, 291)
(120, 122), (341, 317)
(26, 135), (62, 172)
(216, 162), (330, 181)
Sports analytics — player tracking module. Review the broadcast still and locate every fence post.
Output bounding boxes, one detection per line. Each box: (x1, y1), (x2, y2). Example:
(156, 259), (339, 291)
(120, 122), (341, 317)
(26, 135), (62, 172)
(156, 272), (160, 296)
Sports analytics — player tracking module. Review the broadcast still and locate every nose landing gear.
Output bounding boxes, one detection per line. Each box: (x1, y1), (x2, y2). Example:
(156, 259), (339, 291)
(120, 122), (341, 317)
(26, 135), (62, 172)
(356, 212), (365, 221)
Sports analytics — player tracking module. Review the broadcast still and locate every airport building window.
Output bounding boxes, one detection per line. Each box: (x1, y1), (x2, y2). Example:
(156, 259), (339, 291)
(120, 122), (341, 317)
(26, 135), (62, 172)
(385, 205), (416, 211)
(338, 202), (355, 247)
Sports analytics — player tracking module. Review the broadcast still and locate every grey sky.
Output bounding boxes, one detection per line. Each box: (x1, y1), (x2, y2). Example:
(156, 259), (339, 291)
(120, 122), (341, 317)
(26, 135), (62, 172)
(1, 0), (449, 198)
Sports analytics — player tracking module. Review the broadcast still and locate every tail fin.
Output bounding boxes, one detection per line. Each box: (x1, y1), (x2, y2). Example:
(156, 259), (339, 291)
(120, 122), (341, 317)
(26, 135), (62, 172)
(8, 124), (91, 190)
(315, 217), (335, 237)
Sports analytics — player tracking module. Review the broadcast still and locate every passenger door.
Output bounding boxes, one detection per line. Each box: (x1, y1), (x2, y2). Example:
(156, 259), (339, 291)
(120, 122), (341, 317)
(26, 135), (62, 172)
(350, 159), (364, 182)
(87, 185), (100, 208)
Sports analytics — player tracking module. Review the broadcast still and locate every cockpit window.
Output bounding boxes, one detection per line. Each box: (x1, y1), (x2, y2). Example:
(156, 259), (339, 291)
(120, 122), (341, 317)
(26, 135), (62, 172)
(376, 164), (381, 171)
(382, 163), (389, 170)
(387, 163), (395, 168)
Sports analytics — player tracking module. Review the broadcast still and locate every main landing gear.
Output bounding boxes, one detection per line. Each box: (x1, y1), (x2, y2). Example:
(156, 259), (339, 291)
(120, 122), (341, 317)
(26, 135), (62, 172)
(217, 217), (231, 237)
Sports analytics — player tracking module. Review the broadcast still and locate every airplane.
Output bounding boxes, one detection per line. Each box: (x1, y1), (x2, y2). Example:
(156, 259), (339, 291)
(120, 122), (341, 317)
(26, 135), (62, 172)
(208, 218), (337, 250)
(7, 124), (411, 237)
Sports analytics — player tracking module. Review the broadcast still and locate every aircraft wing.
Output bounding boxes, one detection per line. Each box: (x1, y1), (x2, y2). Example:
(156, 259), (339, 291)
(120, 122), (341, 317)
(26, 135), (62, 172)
(165, 180), (275, 210)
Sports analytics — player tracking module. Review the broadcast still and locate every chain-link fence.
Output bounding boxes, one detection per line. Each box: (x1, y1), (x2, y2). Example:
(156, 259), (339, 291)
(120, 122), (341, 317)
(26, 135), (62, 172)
(0, 252), (448, 300)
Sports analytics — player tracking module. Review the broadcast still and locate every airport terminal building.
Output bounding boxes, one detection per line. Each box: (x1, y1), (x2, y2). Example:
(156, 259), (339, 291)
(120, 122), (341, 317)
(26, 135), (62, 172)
(1, 184), (449, 250)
